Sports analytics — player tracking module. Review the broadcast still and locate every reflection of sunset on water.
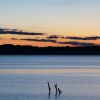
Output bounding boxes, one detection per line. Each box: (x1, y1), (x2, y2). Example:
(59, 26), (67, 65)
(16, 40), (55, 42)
(1, 69), (100, 76)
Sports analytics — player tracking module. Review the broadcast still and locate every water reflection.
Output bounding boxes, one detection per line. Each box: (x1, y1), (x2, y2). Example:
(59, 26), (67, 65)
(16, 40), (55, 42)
(55, 92), (58, 100)
(1, 69), (100, 75)
(47, 92), (62, 100)
(48, 92), (51, 100)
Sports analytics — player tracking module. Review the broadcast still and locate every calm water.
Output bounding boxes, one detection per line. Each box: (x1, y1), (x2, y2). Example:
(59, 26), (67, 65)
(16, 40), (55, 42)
(0, 56), (100, 100)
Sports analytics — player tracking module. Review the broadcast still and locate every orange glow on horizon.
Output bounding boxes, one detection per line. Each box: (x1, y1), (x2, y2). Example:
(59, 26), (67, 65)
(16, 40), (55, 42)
(0, 39), (73, 47)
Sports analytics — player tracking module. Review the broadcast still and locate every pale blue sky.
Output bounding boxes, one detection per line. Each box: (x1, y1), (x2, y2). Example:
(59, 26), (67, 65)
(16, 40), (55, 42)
(0, 0), (100, 36)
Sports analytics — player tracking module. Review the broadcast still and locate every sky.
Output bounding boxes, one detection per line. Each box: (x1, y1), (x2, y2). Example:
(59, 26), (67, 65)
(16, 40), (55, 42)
(0, 0), (100, 47)
(0, 0), (100, 35)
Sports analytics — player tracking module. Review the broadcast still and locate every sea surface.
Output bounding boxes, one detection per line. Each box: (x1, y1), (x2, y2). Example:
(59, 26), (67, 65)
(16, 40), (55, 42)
(0, 55), (100, 100)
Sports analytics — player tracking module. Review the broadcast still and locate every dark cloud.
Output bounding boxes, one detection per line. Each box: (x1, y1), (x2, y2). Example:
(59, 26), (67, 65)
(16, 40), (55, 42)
(58, 41), (98, 47)
(20, 38), (56, 43)
(9, 37), (100, 47)
(47, 36), (100, 40)
(11, 38), (18, 40)
(0, 28), (44, 36)
(66, 36), (100, 40)
(47, 35), (59, 39)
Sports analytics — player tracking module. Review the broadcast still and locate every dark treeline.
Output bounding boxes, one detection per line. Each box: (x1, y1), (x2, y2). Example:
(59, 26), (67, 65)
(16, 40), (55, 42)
(0, 44), (100, 55)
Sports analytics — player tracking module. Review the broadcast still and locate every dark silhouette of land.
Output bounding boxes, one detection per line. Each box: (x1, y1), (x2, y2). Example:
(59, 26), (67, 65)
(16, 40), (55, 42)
(0, 44), (100, 55)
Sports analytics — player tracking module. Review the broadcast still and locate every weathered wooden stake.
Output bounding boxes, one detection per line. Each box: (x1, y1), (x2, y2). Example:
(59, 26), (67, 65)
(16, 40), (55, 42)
(47, 82), (51, 93)
(54, 83), (58, 94)
(58, 88), (62, 95)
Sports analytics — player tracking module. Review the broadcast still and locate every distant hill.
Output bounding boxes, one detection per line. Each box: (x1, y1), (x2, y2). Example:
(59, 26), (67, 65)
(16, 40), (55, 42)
(0, 44), (100, 55)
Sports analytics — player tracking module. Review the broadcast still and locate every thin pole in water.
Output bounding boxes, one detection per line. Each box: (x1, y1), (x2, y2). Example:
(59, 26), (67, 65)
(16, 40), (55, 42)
(54, 83), (58, 94)
(47, 82), (51, 93)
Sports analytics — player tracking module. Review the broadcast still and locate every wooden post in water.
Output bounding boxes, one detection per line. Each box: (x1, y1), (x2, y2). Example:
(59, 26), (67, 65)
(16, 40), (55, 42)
(54, 83), (58, 94)
(58, 87), (62, 95)
(47, 82), (51, 94)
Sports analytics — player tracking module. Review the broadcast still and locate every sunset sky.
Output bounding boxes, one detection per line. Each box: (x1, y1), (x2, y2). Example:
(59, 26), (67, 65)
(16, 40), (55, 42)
(0, 0), (100, 47)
